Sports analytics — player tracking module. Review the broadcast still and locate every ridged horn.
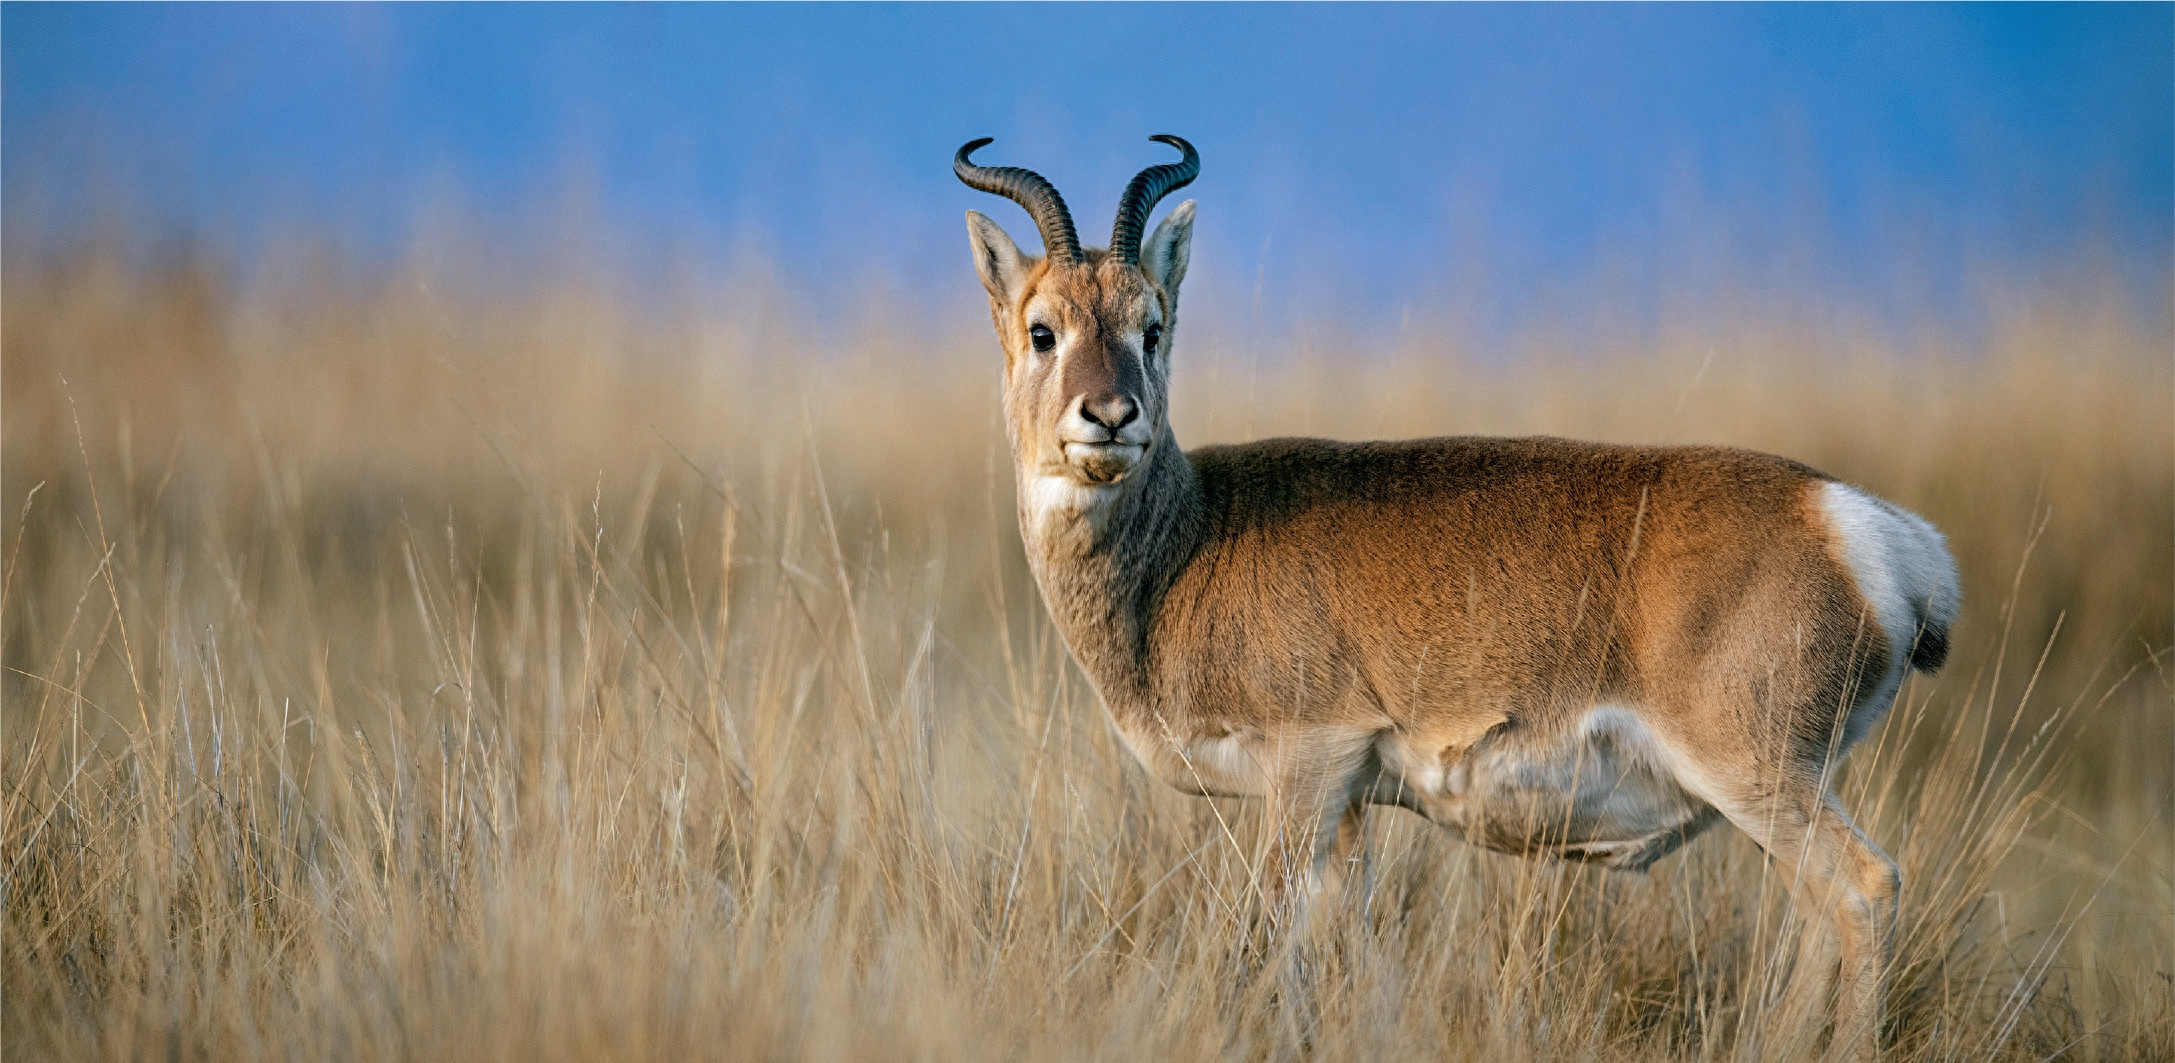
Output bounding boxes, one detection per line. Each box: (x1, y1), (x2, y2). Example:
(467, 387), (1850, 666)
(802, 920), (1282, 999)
(954, 138), (1082, 264)
(1110, 135), (1199, 266)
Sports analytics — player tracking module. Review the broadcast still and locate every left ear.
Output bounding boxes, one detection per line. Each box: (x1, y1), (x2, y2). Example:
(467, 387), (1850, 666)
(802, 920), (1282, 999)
(1142, 200), (1194, 300)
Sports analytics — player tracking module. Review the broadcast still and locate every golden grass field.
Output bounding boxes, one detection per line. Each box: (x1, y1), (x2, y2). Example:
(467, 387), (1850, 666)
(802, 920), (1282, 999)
(3, 243), (2170, 1060)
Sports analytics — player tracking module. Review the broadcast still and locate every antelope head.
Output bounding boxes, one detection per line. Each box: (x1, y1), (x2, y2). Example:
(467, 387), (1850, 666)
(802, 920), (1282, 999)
(958, 136), (1198, 531)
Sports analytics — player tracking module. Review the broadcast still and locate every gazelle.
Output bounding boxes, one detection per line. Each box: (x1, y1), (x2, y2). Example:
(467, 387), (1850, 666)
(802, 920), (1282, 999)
(957, 135), (1960, 1059)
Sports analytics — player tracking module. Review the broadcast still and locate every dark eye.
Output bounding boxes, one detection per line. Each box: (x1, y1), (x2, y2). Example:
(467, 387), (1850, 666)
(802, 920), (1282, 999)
(1029, 325), (1055, 352)
(1144, 324), (1162, 356)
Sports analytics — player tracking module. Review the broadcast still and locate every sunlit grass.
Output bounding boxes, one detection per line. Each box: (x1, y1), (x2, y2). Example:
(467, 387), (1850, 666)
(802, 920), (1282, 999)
(3, 244), (2169, 1060)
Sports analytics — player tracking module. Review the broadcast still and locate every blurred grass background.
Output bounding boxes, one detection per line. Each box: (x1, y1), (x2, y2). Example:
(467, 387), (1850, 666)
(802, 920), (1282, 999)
(2, 229), (2168, 1059)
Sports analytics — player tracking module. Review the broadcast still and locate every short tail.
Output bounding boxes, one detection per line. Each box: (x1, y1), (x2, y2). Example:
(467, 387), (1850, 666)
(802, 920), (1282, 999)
(1907, 607), (1952, 671)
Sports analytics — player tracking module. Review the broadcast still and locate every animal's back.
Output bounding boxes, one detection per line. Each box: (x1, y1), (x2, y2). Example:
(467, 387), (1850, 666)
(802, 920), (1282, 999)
(1166, 435), (1944, 757)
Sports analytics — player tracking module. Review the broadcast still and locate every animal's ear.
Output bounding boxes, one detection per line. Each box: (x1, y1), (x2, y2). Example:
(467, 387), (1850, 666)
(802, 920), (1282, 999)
(1142, 200), (1194, 300)
(966, 210), (1032, 309)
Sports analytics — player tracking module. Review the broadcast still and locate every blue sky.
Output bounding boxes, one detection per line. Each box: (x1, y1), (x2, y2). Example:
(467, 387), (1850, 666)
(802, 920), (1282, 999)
(5, 3), (2170, 341)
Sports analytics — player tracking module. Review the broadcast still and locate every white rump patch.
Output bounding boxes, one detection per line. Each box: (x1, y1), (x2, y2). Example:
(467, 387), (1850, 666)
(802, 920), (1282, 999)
(1817, 481), (1962, 670)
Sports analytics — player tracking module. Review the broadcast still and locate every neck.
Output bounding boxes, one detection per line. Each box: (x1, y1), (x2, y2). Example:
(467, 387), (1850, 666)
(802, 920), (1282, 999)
(1017, 426), (1204, 706)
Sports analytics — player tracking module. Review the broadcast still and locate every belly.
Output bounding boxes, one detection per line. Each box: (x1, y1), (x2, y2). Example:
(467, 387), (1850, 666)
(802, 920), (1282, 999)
(1374, 706), (1720, 871)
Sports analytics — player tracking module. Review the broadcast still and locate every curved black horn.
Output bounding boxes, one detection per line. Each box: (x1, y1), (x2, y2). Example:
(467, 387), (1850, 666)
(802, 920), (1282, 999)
(1110, 135), (1199, 266)
(954, 138), (1082, 264)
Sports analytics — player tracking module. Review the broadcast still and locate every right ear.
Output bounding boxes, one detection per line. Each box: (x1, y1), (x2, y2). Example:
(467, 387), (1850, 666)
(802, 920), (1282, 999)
(1142, 200), (1195, 301)
(966, 210), (1032, 309)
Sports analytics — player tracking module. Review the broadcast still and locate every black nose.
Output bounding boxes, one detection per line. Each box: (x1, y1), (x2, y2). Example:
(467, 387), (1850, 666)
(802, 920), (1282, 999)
(1081, 394), (1139, 431)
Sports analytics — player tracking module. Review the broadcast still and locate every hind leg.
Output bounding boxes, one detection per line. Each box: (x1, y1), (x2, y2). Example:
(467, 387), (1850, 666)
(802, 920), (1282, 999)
(1814, 793), (1901, 1061)
(1707, 778), (1898, 1062)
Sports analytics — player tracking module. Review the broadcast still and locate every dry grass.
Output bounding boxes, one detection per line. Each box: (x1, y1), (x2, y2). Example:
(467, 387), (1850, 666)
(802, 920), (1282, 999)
(3, 242), (2170, 1061)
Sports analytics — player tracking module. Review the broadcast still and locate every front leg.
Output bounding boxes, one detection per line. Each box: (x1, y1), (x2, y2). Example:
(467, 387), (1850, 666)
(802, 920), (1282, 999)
(1256, 730), (1375, 939)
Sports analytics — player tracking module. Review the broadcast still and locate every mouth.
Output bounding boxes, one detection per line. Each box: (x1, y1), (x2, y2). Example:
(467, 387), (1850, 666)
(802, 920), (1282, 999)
(1061, 441), (1145, 483)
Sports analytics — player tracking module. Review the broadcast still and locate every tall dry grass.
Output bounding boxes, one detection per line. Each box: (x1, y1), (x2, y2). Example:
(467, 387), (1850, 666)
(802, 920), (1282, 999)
(3, 241), (2169, 1061)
